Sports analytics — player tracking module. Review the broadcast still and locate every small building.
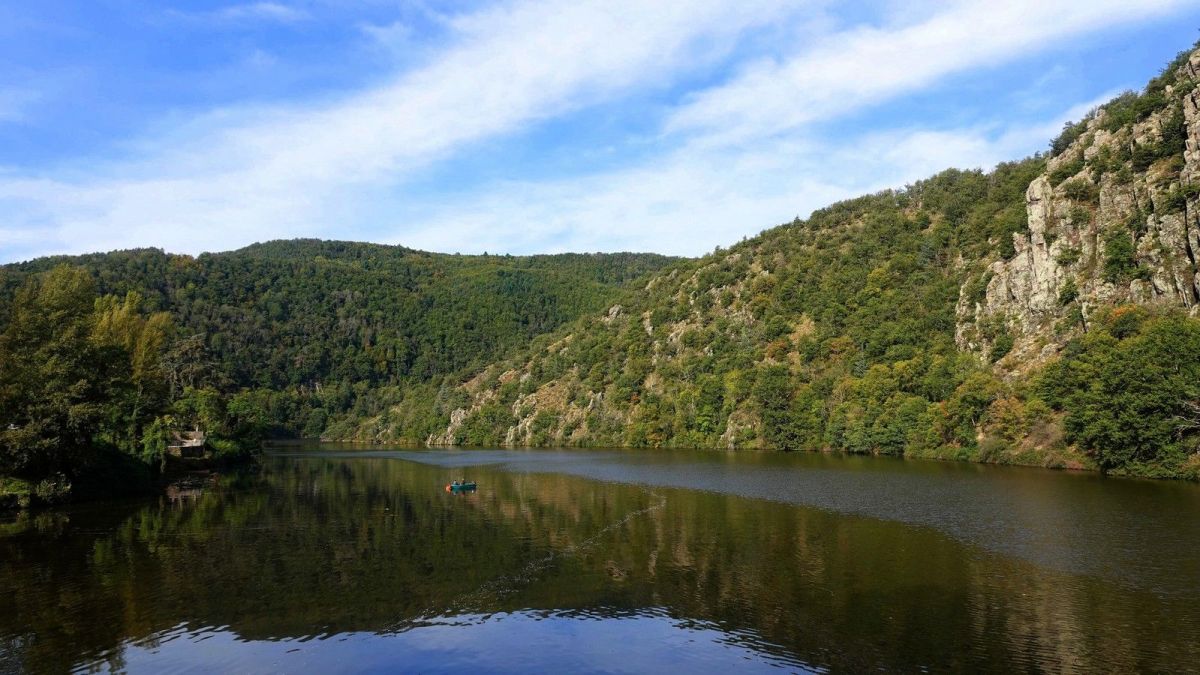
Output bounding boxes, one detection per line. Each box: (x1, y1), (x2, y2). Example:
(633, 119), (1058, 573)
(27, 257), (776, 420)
(167, 431), (208, 459)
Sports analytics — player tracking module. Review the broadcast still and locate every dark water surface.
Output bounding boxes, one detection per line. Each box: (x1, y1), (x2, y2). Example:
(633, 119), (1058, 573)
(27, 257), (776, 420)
(3, 447), (1199, 673)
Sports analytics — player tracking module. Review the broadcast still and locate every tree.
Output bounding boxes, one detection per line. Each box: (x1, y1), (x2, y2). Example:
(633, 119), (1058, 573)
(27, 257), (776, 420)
(1041, 314), (1200, 474)
(0, 266), (174, 481)
(0, 266), (108, 477)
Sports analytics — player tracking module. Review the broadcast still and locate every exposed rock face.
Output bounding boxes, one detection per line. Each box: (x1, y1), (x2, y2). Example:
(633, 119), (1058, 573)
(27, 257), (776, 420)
(957, 50), (1200, 365)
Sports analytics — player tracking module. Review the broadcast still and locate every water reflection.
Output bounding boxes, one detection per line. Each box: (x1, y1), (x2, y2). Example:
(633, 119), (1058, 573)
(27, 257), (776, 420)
(2, 450), (1199, 673)
(299, 447), (1200, 593)
(103, 611), (812, 675)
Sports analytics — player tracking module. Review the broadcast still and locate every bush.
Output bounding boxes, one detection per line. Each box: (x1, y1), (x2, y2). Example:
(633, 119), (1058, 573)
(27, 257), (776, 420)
(1048, 154), (1085, 187)
(1102, 231), (1138, 284)
(1056, 247), (1082, 266)
(989, 332), (1014, 363)
(1058, 277), (1078, 306)
(1132, 143), (1163, 172)
(1061, 179), (1099, 204)
(963, 271), (993, 306)
(1160, 183), (1198, 215)
(1050, 118), (1090, 157)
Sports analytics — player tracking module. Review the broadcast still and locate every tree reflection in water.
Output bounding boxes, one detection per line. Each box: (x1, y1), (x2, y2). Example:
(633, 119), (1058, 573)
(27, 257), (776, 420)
(2, 452), (1198, 673)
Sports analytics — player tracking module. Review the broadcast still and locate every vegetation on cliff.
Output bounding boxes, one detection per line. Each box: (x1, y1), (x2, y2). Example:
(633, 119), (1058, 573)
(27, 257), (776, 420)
(375, 43), (1200, 480)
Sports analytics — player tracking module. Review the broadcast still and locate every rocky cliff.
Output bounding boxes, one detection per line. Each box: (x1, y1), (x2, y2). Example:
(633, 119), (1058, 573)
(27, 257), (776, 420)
(957, 50), (1199, 370)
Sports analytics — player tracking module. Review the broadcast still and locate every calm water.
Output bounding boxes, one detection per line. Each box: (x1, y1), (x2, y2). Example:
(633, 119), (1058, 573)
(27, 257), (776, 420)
(3, 447), (1200, 674)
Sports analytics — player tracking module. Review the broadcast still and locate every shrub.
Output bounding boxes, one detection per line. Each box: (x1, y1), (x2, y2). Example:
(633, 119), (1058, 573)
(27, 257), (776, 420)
(1048, 154), (1085, 187)
(1050, 118), (1090, 157)
(963, 271), (993, 306)
(1056, 247), (1081, 266)
(1061, 179), (1100, 205)
(1058, 277), (1079, 306)
(1102, 231), (1138, 284)
(989, 332), (1015, 363)
(1160, 183), (1198, 215)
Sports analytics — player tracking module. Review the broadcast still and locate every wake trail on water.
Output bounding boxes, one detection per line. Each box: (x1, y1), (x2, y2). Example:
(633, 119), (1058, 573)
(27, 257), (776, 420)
(399, 486), (668, 628)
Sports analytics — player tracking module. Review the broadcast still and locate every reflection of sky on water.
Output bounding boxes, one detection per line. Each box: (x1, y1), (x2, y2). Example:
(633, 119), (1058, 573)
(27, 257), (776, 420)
(107, 610), (814, 674)
(273, 446), (1200, 594)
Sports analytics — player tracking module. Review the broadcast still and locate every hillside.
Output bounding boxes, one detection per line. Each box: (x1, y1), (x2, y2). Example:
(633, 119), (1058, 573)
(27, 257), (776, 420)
(356, 44), (1200, 479)
(0, 241), (677, 437)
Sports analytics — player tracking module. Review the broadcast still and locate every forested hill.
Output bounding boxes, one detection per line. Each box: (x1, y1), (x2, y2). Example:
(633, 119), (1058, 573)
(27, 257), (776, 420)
(379, 43), (1200, 480)
(1, 240), (676, 389)
(0, 242), (677, 445)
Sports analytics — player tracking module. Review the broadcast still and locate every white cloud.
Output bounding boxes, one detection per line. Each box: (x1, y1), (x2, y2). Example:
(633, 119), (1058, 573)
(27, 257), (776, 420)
(0, 86), (42, 124)
(667, 0), (1192, 146)
(1, 0), (799, 260)
(182, 2), (312, 24)
(0, 0), (1195, 262)
(384, 123), (1029, 257)
(386, 90), (1124, 257)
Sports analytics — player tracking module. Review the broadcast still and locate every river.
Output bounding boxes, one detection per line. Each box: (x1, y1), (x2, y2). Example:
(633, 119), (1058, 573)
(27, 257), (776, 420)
(3, 446), (1199, 673)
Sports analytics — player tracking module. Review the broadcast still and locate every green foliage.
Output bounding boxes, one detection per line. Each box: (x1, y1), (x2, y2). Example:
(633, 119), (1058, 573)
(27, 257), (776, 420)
(444, 161), (1038, 457)
(0, 243), (675, 442)
(1040, 311), (1200, 474)
(377, 38), (1199, 476)
(1159, 105), (1187, 157)
(1087, 144), (1120, 179)
(4, 42), (1198, 483)
(1067, 205), (1093, 227)
(1048, 154), (1085, 187)
(0, 266), (175, 483)
(1160, 183), (1198, 215)
(1102, 231), (1138, 284)
(456, 402), (515, 446)
(1058, 277), (1079, 306)
(963, 271), (993, 306)
(1055, 247), (1081, 266)
(989, 332), (1014, 363)
(1099, 45), (1196, 129)
(1060, 179), (1099, 204)
(1049, 118), (1090, 157)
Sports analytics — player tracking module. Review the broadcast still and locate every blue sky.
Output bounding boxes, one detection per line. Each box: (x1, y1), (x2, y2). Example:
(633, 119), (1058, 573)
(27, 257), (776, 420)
(1, 1), (1199, 262)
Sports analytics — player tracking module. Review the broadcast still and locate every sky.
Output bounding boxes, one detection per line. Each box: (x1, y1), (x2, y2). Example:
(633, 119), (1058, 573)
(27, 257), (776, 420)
(1, 1), (1199, 262)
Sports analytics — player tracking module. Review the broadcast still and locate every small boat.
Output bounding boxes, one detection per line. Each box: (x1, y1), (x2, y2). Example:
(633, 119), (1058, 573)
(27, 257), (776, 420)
(445, 480), (478, 492)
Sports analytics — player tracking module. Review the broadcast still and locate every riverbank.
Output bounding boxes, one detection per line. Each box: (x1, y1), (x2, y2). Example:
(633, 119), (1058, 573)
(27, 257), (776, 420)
(326, 425), (1200, 481)
(0, 449), (261, 512)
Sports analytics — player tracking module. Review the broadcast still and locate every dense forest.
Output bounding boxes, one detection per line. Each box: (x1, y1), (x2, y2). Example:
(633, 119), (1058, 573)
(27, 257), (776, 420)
(3, 44), (1200, 498)
(0, 244), (676, 504)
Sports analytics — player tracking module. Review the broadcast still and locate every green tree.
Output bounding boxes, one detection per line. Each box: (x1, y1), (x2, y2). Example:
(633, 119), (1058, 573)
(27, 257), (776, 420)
(1040, 313), (1200, 474)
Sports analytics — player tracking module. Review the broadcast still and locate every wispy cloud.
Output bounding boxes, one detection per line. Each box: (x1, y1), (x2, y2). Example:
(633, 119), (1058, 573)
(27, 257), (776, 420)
(387, 106), (1093, 257)
(0, 0), (1196, 262)
(170, 2), (312, 25)
(1, 0), (798, 259)
(667, 0), (1192, 146)
(0, 86), (42, 124)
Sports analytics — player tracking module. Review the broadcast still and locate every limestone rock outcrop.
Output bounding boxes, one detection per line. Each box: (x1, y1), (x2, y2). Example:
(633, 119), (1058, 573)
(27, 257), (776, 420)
(957, 49), (1200, 367)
